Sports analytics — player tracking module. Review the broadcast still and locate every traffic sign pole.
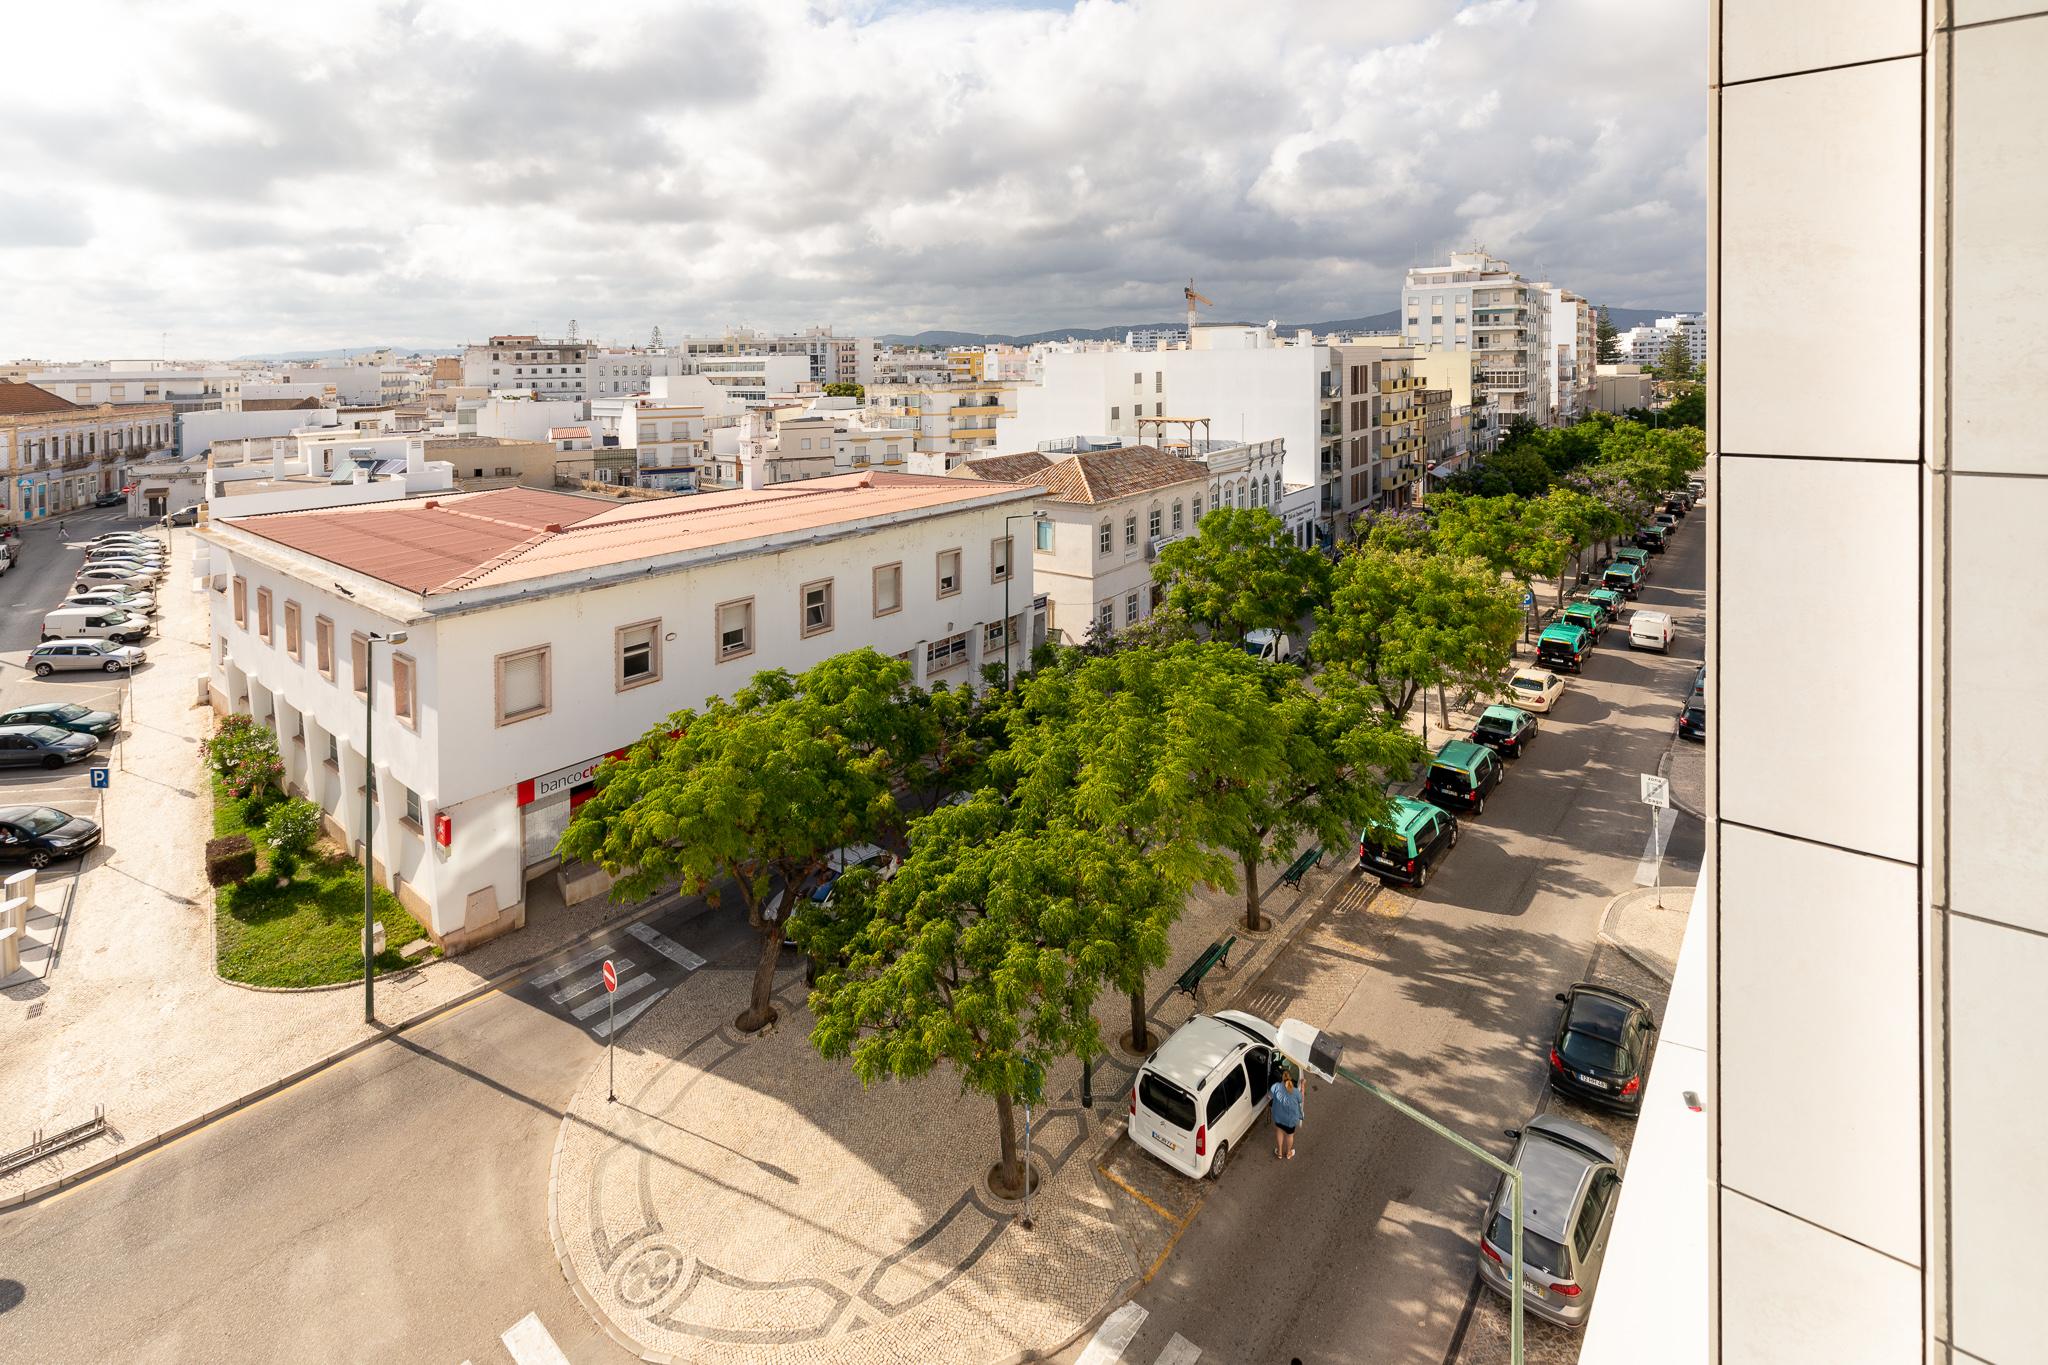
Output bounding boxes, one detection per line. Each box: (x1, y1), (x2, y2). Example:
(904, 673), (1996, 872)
(603, 958), (618, 1102)
(1641, 774), (1671, 907)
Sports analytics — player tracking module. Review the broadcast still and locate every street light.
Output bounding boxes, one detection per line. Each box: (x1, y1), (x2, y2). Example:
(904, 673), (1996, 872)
(361, 628), (407, 1023)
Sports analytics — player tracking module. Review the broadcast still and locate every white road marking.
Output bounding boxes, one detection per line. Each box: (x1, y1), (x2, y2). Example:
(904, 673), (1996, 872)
(1153, 1334), (1202, 1365)
(528, 942), (617, 988)
(570, 971), (653, 1020)
(499, 1312), (571, 1365)
(591, 987), (669, 1039)
(628, 920), (706, 970)
(548, 958), (633, 1005)
(1077, 1303), (1148, 1365)
(1632, 807), (1680, 886)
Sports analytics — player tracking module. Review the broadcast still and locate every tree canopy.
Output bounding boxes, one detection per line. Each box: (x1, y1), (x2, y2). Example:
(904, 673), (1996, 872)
(1311, 545), (1523, 724)
(1151, 506), (1329, 643)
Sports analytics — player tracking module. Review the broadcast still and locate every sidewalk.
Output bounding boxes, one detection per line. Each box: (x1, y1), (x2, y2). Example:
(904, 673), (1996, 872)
(549, 840), (1357, 1363)
(0, 531), (631, 1204)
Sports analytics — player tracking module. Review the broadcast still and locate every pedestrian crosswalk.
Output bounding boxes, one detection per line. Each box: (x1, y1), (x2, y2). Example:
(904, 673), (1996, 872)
(1075, 1303), (1205, 1365)
(495, 1311), (570, 1365)
(516, 914), (708, 1041)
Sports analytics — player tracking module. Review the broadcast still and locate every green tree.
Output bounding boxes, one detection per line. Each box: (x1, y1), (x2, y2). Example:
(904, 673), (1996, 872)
(1532, 486), (1621, 606)
(1311, 546), (1523, 725)
(202, 714), (283, 801)
(1652, 334), (1698, 385)
(1152, 506), (1329, 643)
(1595, 306), (1621, 364)
(800, 795), (1111, 1196)
(821, 382), (865, 399)
(1663, 384), (1705, 429)
(559, 655), (908, 1032)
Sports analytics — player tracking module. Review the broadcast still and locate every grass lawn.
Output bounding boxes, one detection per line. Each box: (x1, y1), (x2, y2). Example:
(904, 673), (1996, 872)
(212, 778), (438, 988)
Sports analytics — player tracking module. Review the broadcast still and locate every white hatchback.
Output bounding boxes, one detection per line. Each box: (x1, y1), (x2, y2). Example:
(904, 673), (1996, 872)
(1129, 1010), (1282, 1180)
(1505, 667), (1565, 714)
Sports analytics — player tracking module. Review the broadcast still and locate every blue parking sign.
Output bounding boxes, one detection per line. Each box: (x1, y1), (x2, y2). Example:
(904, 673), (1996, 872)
(89, 767), (110, 789)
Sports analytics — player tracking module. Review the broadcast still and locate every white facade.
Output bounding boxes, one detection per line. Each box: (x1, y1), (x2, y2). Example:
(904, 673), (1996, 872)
(1400, 251), (1554, 423)
(587, 349), (689, 399)
(461, 336), (590, 400)
(202, 475), (1041, 951)
(25, 362), (242, 411)
(177, 404), (343, 459)
(674, 327), (875, 387)
(472, 397), (586, 443)
(1619, 314), (1708, 371)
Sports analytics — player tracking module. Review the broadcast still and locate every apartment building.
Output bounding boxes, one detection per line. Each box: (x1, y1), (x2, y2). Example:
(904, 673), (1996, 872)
(1332, 342), (1425, 511)
(23, 361), (242, 414)
(1580, 9), (2045, 1365)
(1400, 251), (1554, 422)
(953, 444), (1203, 646)
(866, 380), (1019, 457)
(587, 348), (689, 399)
(775, 411), (914, 474)
(620, 401), (706, 491)
(200, 472), (1041, 951)
(0, 380), (176, 522)
(460, 335), (590, 400)
(1538, 285), (1597, 422)
(674, 326), (875, 388)
(1619, 312), (1709, 370)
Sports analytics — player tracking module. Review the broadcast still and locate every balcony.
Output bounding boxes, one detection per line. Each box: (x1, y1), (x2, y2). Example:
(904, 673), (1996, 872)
(1320, 374), (1342, 399)
(950, 427), (998, 440)
(1379, 410), (1416, 428)
(1378, 376), (1422, 394)
(950, 402), (1006, 415)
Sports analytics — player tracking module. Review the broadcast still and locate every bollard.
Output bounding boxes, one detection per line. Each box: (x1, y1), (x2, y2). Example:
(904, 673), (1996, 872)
(2, 896), (26, 935)
(0, 926), (19, 979)
(2, 868), (34, 915)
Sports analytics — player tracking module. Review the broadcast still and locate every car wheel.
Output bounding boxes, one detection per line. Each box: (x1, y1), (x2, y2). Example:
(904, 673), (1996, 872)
(104, 661), (123, 673)
(1207, 1139), (1230, 1180)
(29, 850), (52, 869)
(33, 663), (53, 677)
(1448, 823), (1460, 848)
(1413, 861), (1429, 889)
(41, 754), (64, 770)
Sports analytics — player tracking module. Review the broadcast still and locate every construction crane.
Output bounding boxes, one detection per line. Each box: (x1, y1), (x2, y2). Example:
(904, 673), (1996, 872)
(1184, 281), (1214, 340)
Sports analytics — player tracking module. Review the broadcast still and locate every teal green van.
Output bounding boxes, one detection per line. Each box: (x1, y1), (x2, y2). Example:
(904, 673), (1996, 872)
(1612, 546), (1650, 572)
(1538, 622), (1591, 673)
(1356, 796), (1459, 888)
(1588, 587), (1627, 619)
(1601, 561), (1643, 597)
(1562, 601), (1607, 640)
(1423, 738), (1504, 815)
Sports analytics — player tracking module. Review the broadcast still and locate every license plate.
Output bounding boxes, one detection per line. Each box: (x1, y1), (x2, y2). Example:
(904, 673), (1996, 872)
(1151, 1130), (1177, 1152)
(1579, 1073), (1608, 1089)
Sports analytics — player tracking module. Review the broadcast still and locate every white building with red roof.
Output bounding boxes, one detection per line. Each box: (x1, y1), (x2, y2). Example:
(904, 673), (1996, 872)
(197, 472), (1044, 951)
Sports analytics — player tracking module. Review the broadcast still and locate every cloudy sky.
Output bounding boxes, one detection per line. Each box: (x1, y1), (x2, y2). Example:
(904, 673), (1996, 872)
(0, 0), (1705, 358)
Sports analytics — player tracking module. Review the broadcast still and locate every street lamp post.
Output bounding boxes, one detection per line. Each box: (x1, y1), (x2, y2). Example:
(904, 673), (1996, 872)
(362, 629), (407, 1023)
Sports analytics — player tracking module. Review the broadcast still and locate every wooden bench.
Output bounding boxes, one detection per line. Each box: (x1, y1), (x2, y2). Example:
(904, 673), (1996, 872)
(1174, 936), (1236, 998)
(1278, 845), (1323, 889)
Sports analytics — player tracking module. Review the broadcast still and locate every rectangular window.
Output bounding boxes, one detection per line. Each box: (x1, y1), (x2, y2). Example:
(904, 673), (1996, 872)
(495, 646), (551, 723)
(936, 548), (961, 598)
(284, 602), (302, 660)
(256, 589), (273, 643)
(1172, 501), (1184, 533)
(232, 577), (247, 628)
(872, 563), (902, 617)
(392, 653), (417, 726)
(1035, 519), (1054, 552)
(315, 616), (335, 679)
(1148, 508), (1161, 538)
(716, 598), (754, 661)
(403, 786), (422, 829)
(800, 579), (834, 637)
(617, 619), (660, 688)
(350, 632), (369, 696)
(1096, 601), (1114, 637)
(1098, 520), (1112, 555)
(1124, 514), (1137, 547)
(1132, 371), (1142, 387)
(990, 536), (1012, 583)
(1154, 371), (1163, 393)
(1110, 406), (1120, 421)
(326, 733), (339, 767)
(1193, 495), (1203, 518)
(926, 631), (969, 672)
(1125, 592), (1140, 625)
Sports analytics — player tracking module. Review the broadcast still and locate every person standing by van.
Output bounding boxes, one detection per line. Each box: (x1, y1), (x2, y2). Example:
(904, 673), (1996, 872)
(1270, 1067), (1303, 1159)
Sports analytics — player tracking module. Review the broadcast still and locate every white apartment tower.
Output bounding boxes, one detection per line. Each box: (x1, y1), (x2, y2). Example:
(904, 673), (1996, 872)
(1401, 251), (1553, 423)
(461, 336), (590, 401)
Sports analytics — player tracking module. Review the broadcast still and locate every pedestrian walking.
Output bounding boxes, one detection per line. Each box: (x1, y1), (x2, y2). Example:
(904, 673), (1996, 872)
(1270, 1065), (1303, 1160)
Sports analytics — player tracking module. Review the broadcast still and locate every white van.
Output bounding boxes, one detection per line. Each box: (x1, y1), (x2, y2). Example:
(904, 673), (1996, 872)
(41, 606), (151, 645)
(1628, 610), (1672, 652)
(1129, 1010), (1282, 1180)
(1242, 629), (1302, 665)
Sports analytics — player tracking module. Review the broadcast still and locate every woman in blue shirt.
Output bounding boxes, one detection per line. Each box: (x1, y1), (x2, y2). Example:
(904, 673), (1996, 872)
(1270, 1067), (1303, 1159)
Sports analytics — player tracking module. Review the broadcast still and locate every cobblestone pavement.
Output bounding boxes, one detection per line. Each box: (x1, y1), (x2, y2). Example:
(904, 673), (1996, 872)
(550, 843), (1358, 1364)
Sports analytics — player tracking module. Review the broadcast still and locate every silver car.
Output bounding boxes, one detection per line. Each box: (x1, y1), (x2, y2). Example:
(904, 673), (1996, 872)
(1476, 1114), (1624, 1328)
(28, 640), (148, 676)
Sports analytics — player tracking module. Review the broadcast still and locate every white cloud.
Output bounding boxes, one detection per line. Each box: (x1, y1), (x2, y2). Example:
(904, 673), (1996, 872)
(0, 0), (1705, 355)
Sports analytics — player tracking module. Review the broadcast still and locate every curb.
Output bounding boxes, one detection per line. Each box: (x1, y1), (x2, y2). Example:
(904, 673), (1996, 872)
(0, 890), (678, 1211)
(1595, 885), (1693, 986)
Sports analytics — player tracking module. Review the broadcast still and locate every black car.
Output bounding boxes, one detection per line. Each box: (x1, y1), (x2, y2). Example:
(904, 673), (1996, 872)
(94, 492), (125, 508)
(1469, 704), (1538, 758)
(0, 702), (119, 737)
(0, 804), (103, 867)
(1632, 527), (1669, 554)
(1678, 700), (1706, 741)
(1548, 983), (1656, 1113)
(0, 725), (99, 769)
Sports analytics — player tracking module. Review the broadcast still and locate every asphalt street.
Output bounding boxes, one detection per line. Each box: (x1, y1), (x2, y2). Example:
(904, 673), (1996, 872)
(0, 893), (765, 1365)
(1062, 506), (1708, 1365)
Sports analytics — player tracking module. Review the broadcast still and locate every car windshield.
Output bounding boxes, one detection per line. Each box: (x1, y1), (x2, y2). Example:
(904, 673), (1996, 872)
(1138, 1073), (1197, 1132)
(1560, 1029), (1627, 1073)
(50, 704), (88, 721)
(25, 727), (70, 743)
(1511, 677), (1544, 693)
(1487, 1210), (1568, 1278)
(1685, 704), (1705, 722)
(17, 809), (70, 834)
(1429, 764), (1472, 790)
(1476, 716), (1514, 736)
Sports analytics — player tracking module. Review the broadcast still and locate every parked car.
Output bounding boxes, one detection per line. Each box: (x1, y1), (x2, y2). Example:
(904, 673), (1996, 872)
(1601, 562), (1643, 598)
(1561, 601), (1607, 641)
(1476, 1115), (1624, 1327)
(1357, 796), (1459, 888)
(1690, 663), (1706, 700)
(1662, 496), (1688, 517)
(73, 566), (155, 589)
(0, 702), (118, 738)
(0, 725), (100, 770)
(1627, 610), (1672, 652)
(763, 842), (900, 922)
(164, 506), (200, 526)
(0, 804), (103, 867)
(1504, 667), (1564, 714)
(1128, 1010), (1282, 1180)
(1424, 740), (1503, 815)
(1241, 628), (1302, 665)
(1652, 512), (1679, 532)
(1611, 546), (1650, 573)
(1631, 525), (1668, 554)
(82, 551), (163, 573)
(1677, 699), (1706, 741)
(1470, 704), (1537, 759)
(84, 545), (163, 564)
(28, 640), (147, 676)
(93, 492), (125, 508)
(1549, 984), (1656, 1113)
(1587, 587), (1628, 621)
(1537, 622), (1591, 674)
(41, 606), (150, 645)
(89, 531), (160, 547)
(64, 588), (157, 615)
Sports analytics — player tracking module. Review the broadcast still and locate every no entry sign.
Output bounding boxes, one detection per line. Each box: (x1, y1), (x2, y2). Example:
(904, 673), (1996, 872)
(602, 959), (618, 993)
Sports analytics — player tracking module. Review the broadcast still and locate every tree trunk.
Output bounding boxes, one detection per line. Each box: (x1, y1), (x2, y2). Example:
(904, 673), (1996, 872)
(1438, 682), (1450, 726)
(736, 921), (784, 1033)
(992, 1090), (1024, 1197)
(1128, 986), (1151, 1054)
(1241, 845), (1265, 932)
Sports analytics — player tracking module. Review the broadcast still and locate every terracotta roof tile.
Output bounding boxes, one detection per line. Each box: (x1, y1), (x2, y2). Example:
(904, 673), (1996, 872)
(956, 445), (1205, 504)
(0, 381), (79, 417)
(240, 396), (328, 412)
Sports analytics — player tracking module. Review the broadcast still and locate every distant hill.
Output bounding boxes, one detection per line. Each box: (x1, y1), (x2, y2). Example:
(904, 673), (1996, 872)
(879, 304), (1693, 347)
